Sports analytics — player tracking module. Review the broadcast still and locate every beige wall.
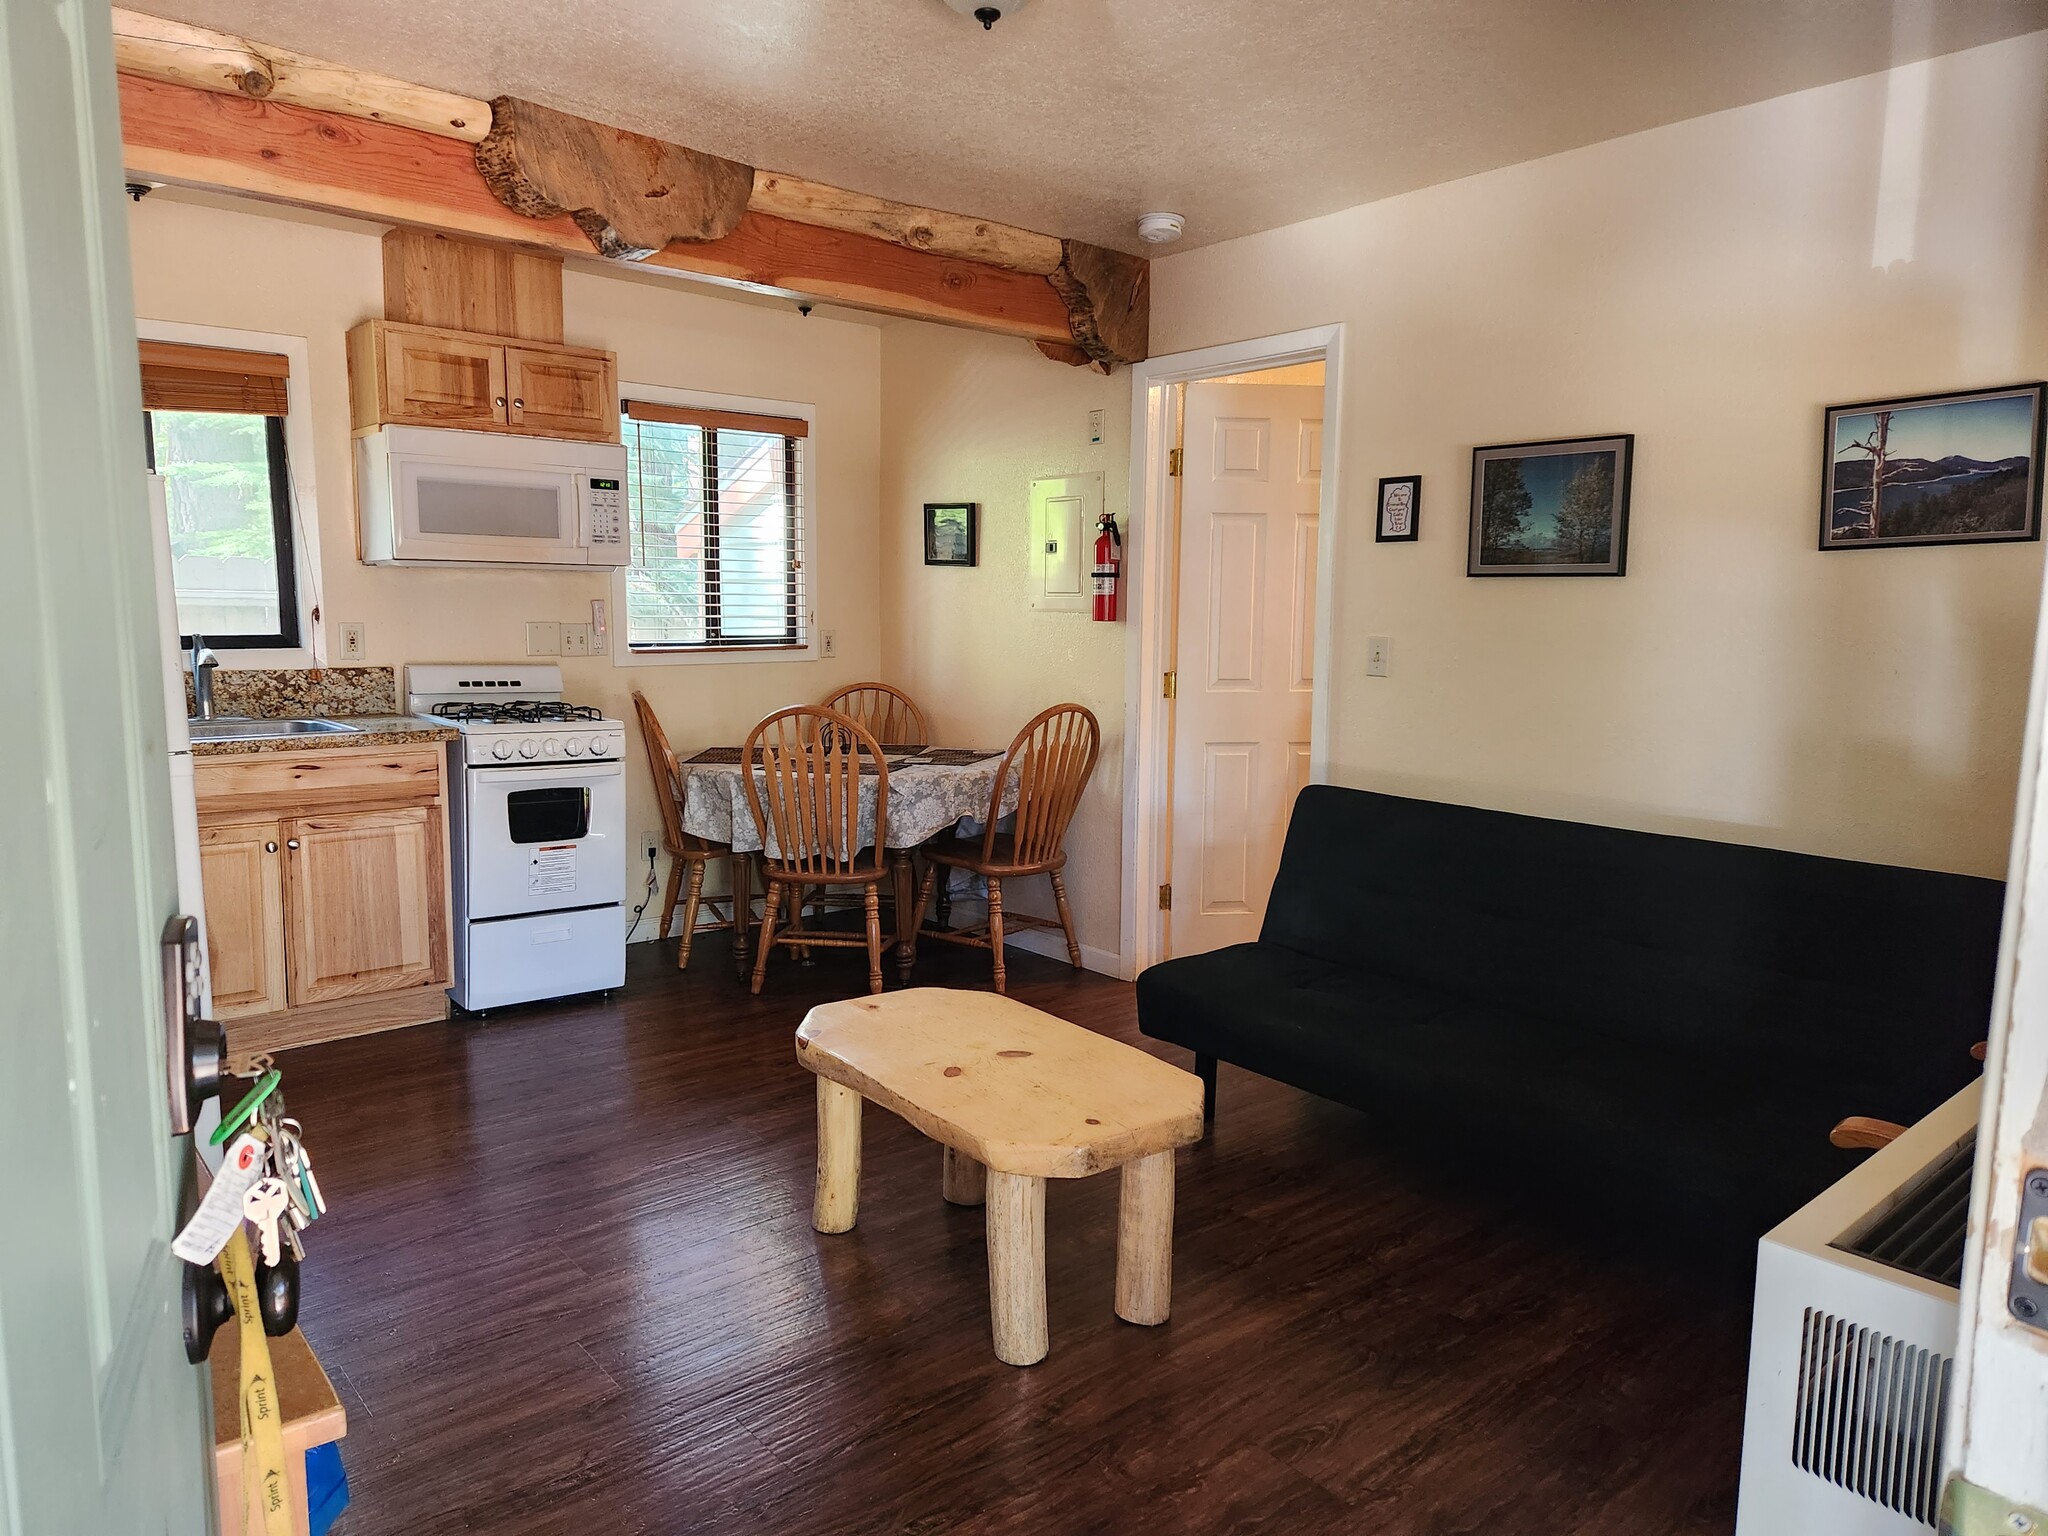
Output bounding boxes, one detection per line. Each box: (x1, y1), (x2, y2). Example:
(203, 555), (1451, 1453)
(128, 195), (883, 919)
(1152, 32), (2048, 879)
(878, 322), (1131, 957)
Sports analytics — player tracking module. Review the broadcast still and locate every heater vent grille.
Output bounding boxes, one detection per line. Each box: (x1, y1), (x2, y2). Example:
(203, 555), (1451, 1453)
(1791, 1308), (1951, 1527)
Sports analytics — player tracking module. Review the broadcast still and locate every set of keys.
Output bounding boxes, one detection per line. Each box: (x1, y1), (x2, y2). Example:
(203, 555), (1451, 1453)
(171, 1059), (329, 1270)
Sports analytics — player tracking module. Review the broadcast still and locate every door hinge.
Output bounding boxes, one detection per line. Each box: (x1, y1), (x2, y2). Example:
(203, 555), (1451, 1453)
(1158, 884), (1172, 911)
(1167, 448), (1183, 477)
(1162, 670), (1176, 699)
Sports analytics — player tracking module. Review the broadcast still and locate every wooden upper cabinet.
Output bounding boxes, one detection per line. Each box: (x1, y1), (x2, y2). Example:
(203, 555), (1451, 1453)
(506, 346), (617, 440)
(346, 319), (618, 441)
(283, 807), (446, 1006)
(198, 819), (289, 1020)
(377, 325), (506, 430)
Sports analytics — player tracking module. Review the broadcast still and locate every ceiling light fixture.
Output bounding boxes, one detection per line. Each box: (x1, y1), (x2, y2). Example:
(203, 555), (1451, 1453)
(1136, 212), (1186, 246)
(941, 0), (1031, 29)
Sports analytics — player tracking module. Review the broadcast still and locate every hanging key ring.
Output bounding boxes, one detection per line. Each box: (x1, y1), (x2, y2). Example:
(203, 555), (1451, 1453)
(209, 1069), (282, 1146)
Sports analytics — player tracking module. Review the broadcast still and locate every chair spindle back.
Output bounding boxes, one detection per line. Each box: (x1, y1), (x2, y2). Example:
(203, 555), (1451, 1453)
(631, 690), (688, 854)
(983, 703), (1100, 866)
(820, 682), (931, 748)
(742, 706), (890, 876)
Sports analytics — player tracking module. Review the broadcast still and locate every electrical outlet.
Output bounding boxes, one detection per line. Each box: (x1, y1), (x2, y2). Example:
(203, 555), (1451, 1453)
(821, 629), (837, 659)
(1088, 408), (1105, 446)
(589, 598), (608, 654)
(337, 621), (366, 662)
(640, 829), (663, 864)
(1366, 636), (1391, 677)
(561, 623), (592, 656)
(525, 621), (561, 656)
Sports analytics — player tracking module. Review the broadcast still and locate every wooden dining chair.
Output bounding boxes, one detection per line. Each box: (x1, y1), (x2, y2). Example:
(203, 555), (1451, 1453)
(742, 706), (893, 996)
(632, 691), (745, 970)
(820, 682), (931, 748)
(910, 703), (1100, 993)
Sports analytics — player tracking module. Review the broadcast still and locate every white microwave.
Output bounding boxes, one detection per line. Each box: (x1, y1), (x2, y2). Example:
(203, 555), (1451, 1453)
(356, 425), (629, 568)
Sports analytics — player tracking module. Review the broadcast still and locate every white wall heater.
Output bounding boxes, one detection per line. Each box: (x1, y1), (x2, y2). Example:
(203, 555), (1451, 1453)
(1735, 1081), (1979, 1533)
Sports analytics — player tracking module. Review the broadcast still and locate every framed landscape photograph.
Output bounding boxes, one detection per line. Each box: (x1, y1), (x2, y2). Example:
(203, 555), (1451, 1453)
(923, 502), (977, 566)
(1820, 383), (2046, 550)
(1377, 475), (1420, 542)
(1468, 434), (1633, 577)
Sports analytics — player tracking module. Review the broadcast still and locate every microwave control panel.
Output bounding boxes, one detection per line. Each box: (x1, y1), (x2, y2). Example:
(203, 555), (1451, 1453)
(584, 477), (627, 559)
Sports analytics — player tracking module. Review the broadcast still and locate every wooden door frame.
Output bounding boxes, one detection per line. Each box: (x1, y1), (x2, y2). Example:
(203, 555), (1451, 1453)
(1118, 324), (1345, 978)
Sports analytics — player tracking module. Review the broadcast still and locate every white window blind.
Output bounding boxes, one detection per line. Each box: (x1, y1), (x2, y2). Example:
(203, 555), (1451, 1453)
(621, 400), (807, 651)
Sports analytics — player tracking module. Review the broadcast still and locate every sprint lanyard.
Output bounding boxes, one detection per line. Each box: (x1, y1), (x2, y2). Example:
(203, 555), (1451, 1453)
(218, 1228), (293, 1536)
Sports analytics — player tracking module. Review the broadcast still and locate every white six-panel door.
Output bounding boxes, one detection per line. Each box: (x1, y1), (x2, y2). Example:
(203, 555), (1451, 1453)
(1166, 381), (1322, 956)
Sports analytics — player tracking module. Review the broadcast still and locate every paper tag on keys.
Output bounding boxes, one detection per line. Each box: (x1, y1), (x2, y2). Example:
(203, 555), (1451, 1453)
(171, 1133), (268, 1265)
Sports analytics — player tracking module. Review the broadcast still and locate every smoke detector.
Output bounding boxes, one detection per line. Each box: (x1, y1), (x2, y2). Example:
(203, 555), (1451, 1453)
(942, 0), (1030, 28)
(1136, 212), (1186, 246)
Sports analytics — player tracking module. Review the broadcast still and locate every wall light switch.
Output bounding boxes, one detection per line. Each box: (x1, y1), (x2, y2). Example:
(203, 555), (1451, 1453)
(337, 621), (366, 662)
(821, 630), (837, 659)
(561, 623), (592, 656)
(1366, 636), (1391, 677)
(526, 621), (562, 656)
(1088, 409), (1105, 446)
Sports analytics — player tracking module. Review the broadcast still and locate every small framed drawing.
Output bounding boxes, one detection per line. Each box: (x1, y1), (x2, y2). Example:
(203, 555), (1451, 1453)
(1377, 476), (1421, 542)
(1820, 383), (2046, 550)
(1469, 434), (1633, 577)
(923, 503), (978, 566)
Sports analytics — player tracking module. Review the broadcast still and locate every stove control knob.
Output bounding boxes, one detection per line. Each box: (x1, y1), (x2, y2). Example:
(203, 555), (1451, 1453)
(589, 736), (612, 757)
(542, 737), (561, 759)
(491, 739), (515, 761)
(564, 736), (586, 757)
(518, 738), (540, 760)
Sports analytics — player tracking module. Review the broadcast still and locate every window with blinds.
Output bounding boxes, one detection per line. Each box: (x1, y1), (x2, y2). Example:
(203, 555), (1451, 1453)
(621, 399), (808, 652)
(139, 340), (301, 649)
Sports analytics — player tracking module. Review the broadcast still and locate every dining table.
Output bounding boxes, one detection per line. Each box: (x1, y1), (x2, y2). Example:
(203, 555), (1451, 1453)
(679, 743), (1017, 979)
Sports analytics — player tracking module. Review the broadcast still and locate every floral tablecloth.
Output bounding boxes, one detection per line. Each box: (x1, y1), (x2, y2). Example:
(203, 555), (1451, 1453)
(680, 746), (1015, 857)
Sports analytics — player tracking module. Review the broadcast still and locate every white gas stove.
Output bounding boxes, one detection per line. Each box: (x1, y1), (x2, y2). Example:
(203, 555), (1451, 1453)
(406, 664), (627, 1011)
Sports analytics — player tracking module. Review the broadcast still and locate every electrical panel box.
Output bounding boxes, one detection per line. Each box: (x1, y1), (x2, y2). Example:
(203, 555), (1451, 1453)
(1028, 472), (1102, 613)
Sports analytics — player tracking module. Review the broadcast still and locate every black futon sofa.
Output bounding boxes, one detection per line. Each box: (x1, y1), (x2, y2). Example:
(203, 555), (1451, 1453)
(1137, 785), (2004, 1241)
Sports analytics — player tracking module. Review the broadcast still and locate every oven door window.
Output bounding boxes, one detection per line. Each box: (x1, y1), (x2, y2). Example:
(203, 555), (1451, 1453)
(507, 786), (590, 844)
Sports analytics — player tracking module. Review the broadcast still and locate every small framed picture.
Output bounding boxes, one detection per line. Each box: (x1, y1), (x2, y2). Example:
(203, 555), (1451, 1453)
(1820, 383), (2046, 550)
(923, 503), (977, 566)
(1469, 434), (1633, 577)
(1377, 476), (1421, 542)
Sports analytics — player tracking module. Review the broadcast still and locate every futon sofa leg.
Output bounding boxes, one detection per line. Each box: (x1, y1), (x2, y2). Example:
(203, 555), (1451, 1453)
(1195, 1053), (1216, 1124)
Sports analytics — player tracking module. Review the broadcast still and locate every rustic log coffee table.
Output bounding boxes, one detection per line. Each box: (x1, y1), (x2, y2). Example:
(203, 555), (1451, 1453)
(796, 988), (1206, 1366)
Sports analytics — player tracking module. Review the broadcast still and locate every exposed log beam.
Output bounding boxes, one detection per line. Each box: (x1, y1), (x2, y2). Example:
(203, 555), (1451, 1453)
(1048, 240), (1150, 370)
(111, 7), (489, 142)
(750, 171), (1064, 276)
(117, 74), (1079, 346)
(1035, 341), (1113, 375)
(475, 95), (754, 260)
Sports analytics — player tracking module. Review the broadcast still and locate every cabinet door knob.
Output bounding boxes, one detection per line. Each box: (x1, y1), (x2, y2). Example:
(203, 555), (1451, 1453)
(285, 838), (301, 851)
(265, 840), (278, 853)
(512, 398), (524, 409)
(494, 396), (507, 407)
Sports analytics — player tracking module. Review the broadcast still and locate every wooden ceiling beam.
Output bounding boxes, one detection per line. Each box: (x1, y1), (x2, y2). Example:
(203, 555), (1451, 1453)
(117, 73), (1080, 345)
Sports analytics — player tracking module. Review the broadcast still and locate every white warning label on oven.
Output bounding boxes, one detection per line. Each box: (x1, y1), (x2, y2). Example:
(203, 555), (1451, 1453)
(529, 844), (578, 895)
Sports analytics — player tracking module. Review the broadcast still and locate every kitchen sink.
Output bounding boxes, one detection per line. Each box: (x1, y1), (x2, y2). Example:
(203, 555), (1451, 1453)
(188, 717), (362, 742)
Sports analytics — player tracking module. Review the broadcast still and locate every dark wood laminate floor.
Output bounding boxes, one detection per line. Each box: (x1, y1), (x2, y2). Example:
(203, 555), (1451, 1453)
(283, 937), (1750, 1535)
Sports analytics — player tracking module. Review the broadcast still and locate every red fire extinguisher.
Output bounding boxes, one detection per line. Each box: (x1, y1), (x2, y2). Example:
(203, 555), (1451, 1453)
(1092, 512), (1122, 622)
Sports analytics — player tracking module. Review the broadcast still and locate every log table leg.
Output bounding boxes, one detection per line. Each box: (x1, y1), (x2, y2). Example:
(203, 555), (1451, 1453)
(985, 1169), (1047, 1365)
(888, 849), (917, 982)
(1115, 1149), (1175, 1326)
(941, 1144), (986, 1206)
(813, 1078), (862, 1234)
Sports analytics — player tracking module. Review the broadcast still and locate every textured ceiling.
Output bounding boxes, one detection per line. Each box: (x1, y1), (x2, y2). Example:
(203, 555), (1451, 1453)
(150, 0), (2048, 253)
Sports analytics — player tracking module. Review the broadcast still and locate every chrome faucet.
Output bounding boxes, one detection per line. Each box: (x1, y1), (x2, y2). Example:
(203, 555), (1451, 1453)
(189, 635), (219, 721)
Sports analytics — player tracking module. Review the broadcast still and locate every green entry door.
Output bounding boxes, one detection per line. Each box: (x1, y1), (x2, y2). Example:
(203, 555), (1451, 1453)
(0, 1), (213, 1531)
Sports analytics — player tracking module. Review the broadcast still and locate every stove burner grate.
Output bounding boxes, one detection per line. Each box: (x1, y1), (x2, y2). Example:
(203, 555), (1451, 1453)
(432, 700), (605, 725)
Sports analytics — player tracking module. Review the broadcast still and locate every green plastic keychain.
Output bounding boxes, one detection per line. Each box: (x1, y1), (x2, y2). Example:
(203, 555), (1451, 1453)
(209, 1069), (282, 1146)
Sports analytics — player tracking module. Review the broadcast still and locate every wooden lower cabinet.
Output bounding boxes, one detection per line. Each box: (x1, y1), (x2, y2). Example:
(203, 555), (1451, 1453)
(198, 819), (288, 1019)
(284, 808), (445, 1005)
(196, 744), (453, 1057)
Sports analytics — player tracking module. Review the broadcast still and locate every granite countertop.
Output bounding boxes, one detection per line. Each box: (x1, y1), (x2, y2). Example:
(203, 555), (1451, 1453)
(189, 714), (458, 758)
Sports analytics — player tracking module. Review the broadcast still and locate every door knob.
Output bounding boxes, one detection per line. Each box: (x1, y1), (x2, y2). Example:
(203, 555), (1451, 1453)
(265, 840), (278, 853)
(512, 397), (524, 409)
(162, 916), (223, 1137)
(494, 395), (507, 407)
(286, 838), (301, 850)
